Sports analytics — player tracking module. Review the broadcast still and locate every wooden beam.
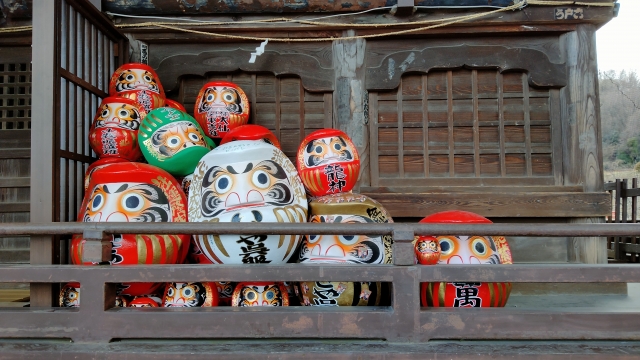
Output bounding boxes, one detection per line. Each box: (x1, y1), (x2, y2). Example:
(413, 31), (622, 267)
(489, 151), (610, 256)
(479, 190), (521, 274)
(333, 31), (369, 189)
(0, 203), (30, 213)
(362, 192), (611, 218)
(30, 0), (57, 308)
(561, 24), (607, 264)
(0, 149), (30, 159)
(0, 177), (30, 188)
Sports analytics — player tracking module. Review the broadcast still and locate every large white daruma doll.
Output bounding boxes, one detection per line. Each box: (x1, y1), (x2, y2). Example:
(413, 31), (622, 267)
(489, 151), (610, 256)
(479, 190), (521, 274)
(189, 140), (308, 264)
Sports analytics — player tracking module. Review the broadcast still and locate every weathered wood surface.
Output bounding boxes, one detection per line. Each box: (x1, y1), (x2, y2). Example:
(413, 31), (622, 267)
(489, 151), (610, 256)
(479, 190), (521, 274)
(114, 5), (616, 32)
(152, 43), (333, 93)
(366, 44), (566, 91)
(363, 192), (611, 218)
(561, 24), (606, 264)
(102, 0), (434, 14)
(333, 31), (369, 188)
(0, 340), (639, 359)
(30, 0), (57, 307)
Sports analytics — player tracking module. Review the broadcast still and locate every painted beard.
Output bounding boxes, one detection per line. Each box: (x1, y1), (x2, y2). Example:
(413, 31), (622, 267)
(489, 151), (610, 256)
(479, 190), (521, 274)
(83, 182), (171, 223)
(199, 160), (294, 219)
(298, 215), (386, 264)
(94, 104), (141, 131)
(115, 69), (160, 94)
(304, 136), (354, 168)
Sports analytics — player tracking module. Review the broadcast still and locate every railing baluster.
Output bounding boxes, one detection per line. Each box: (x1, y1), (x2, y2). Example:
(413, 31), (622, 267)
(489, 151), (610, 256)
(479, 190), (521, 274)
(81, 229), (112, 263)
(633, 178), (638, 263)
(615, 179), (622, 261)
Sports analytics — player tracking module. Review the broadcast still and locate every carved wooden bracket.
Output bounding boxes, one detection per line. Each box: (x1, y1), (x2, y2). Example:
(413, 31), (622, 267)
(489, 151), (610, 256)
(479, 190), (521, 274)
(154, 48), (334, 93)
(365, 44), (566, 91)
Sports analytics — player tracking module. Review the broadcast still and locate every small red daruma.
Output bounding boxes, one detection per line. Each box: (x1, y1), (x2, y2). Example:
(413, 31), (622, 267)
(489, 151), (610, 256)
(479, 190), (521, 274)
(418, 210), (513, 308)
(109, 63), (166, 112)
(193, 81), (250, 139)
(89, 97), (147, 161)
(296, 129), (360, 197)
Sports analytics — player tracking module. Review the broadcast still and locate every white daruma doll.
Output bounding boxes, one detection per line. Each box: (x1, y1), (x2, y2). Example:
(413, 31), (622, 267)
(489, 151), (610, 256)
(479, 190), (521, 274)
(188, 140), (307, 264)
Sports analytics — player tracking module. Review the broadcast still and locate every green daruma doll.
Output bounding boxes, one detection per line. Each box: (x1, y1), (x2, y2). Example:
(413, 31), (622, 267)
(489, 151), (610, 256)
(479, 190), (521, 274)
(138, 107), (215, 176)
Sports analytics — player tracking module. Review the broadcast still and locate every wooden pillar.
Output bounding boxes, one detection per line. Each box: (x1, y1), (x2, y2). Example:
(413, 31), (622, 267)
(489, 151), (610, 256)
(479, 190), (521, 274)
(30, 0), (58, 306)
(333, 31), (369, 188)
(561, 24), (607, 264)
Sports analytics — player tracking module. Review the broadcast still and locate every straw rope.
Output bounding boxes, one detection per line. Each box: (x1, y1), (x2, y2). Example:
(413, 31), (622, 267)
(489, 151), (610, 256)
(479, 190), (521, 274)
(0, 0), (616, 35)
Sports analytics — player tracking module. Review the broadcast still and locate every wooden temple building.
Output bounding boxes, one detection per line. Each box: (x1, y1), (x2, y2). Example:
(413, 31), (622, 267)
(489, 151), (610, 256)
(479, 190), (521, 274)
(0, 0), (636, 358)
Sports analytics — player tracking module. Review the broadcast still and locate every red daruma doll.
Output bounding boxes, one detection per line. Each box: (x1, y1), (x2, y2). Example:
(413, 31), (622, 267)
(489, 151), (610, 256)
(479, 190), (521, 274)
(70, 162), (190, 296)
(109, 63), (166, 112)
(194, 81), (250, 139)
(418, 210), (513, 308)
(296, 129), (360, 197)
(89, 97), (147, 161)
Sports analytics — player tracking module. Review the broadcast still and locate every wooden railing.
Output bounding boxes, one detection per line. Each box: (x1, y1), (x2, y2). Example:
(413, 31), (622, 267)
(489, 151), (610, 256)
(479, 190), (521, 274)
(606, 179), (640, 262)
(0, 222), (639, 343)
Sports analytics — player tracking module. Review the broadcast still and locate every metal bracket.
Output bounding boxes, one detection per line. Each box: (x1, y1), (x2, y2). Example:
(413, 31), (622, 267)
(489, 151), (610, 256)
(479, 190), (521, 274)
(392, 0), (416, 16)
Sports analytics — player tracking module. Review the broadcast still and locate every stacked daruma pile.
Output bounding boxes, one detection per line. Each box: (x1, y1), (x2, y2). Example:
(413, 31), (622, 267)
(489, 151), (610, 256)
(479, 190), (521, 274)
(295, 129), (393, 306)
(181, 81), (299, 307)
(62, 64), (211, 308)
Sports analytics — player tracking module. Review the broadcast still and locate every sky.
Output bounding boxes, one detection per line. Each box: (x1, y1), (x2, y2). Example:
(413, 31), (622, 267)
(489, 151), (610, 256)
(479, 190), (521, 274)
(596, 0), (639, 74)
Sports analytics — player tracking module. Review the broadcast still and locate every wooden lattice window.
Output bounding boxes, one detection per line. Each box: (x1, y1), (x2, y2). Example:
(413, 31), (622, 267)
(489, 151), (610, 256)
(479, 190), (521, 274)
(175, 73), (332, 162)
(0, 56), (31, 130)
(369, 69), (555, 187)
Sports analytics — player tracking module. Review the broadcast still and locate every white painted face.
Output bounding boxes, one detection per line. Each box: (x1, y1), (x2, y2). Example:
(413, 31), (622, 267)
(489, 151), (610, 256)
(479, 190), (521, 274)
(150, 121), (208, 157)
(303, 136), (355, 168)
(115, 68), (160, 93)
(189, 141), (307, 264)
(83, 182), (172, 223)
(299, 215), (386, 264)
(164, 282), (208, 307)
(238, 284), (283, 307)
(437, 235), (501, 264)
(94, 102), (142, 131)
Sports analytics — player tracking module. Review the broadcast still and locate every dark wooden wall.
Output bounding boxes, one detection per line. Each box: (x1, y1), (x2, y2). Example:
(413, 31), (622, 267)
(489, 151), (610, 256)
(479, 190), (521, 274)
(0, 46), (31, 274)
(171, 73), (332, 164)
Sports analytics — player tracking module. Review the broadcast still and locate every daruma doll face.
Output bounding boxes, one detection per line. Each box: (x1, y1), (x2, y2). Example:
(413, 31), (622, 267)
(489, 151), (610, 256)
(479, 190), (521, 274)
(437, 235), (501, 264)
(139, 107), (215, 177)
(89, 97), (147, 161)
(109, 63), (166, 112)
(297, 129), (360, 197)
(194, 81), (250, 139)
(231, 282), (289, 307)
(299, 193), (393, 265)
(417, 210), (513, 308)
(163, 282), (219, 307)
(189, 141), (308, 264)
